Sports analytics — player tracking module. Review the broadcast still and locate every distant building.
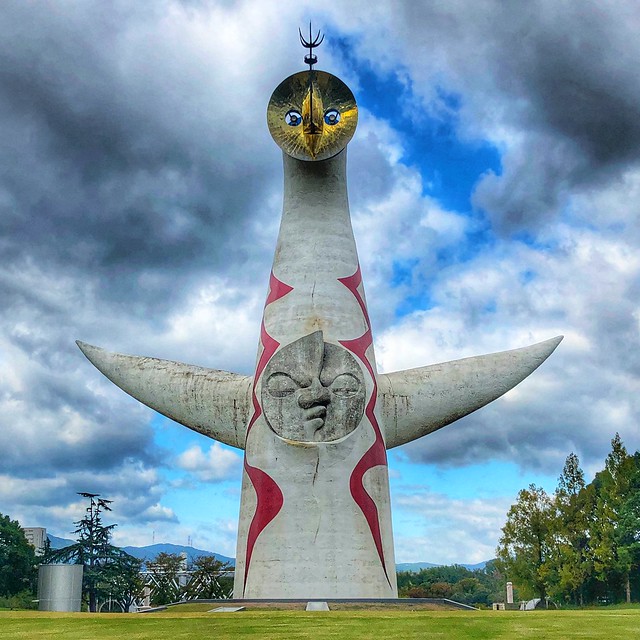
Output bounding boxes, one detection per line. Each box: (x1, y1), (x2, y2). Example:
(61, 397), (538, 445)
(23, 527), (47, 555)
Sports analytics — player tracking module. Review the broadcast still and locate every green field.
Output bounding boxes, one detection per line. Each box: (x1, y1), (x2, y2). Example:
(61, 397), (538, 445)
(1, 606), (639, 639)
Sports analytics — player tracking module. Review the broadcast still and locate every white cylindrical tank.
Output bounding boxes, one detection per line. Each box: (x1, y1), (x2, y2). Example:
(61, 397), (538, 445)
(38, 564), (84, 612)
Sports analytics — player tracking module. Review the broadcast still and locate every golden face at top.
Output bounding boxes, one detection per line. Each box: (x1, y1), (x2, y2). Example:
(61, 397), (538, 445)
(267, 70), (358, 161)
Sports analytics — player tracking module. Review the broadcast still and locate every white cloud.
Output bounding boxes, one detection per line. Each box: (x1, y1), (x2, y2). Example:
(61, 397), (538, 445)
(393, 489), (513, 564)
(177, 443), (242, 483)
(376, 203), (640, 470)
(162, 277), (263, 374)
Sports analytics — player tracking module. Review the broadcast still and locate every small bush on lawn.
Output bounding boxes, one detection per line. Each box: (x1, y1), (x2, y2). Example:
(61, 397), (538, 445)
(0, 590), (38, 610)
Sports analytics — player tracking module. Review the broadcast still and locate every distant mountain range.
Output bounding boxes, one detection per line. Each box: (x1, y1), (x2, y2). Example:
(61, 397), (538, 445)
(47, 535), (235, 566)
(48, 534), (489, 572)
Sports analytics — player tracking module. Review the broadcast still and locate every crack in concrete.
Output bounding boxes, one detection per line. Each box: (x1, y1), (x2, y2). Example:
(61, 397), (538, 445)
(312, 450), (321, 543)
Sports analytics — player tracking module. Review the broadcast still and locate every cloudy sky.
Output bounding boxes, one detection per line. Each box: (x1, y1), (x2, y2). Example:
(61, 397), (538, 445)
(2, 0), (640, 566)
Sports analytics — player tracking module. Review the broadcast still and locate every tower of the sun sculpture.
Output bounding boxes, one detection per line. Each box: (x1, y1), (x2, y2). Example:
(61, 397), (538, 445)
(78, 29), (562, 599)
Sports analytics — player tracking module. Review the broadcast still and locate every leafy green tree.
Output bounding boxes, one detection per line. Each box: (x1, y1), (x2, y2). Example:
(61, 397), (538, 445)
(0, 513), (37, 598)
(482, 559), (514, 604)
(0, 589), (38, 610)
(425, 581), (453, 598)
(405, 585), (428, 598)
(186, 555), (233, 599)
(145, 552), (186, 605)
(497, 436), (640, 606)
(451, 577), (491, 606)
(45, 493), (141, 612)
(397, 564), (502, 606)
(496, 484), (555, 601)
(552, 452), (591, 604)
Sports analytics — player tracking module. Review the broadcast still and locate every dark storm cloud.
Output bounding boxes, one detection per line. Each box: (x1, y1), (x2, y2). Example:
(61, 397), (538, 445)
(399, 393), (580, 474)
(386, 281), (640, 472)
(470, 3), (640, 231)
(1, 361), (159, 479)
(398, 357), (601, 473)
(498, 8), (640, 168)
(344, 0), (640, 232)
(0, 1), (276, 313)
(0, 464), (178, 534)
(0, 0), (286, 528)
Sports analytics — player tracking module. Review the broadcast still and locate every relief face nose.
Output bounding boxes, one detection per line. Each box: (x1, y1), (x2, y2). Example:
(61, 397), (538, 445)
(298, 379), (330, 409)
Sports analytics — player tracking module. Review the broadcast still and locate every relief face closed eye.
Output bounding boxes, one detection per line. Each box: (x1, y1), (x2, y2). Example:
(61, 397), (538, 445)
(329, 372), (360, 396)
(266, 372), (298, 396)
(261, 331), (365, 442)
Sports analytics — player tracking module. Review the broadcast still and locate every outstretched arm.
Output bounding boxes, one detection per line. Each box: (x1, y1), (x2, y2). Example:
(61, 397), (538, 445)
(77, 341), (252, 449)
(379, 336), (563, 449)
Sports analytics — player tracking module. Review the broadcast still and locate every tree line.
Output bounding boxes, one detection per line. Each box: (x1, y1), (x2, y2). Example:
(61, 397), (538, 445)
(496, 433), (640, 606)
(397, 562), (504, 606)
(4, 435), (639, 610)
(0, 493), (231, 612)
(142, 552), (233, 606)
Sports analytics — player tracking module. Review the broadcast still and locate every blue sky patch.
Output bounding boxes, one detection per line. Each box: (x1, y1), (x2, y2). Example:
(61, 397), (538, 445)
(330, 36), (502, 213)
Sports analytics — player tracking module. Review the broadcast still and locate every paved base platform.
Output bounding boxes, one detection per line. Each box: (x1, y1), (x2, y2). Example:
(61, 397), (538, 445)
(306, 601), (330, 611)
(181, 598), (476, 611)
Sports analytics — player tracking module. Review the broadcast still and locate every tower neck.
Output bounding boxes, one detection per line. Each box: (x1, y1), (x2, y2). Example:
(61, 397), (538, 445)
(266, 149), (365, 343)
(282, 150), (349, 219)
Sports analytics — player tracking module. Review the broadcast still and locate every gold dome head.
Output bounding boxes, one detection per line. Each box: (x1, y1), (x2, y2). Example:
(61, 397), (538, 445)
(267, 70), (358, 162)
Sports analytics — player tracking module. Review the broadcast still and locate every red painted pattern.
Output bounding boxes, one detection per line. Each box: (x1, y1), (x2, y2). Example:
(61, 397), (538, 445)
(242, 271), (293, 594)
(338, 266), (391, 586)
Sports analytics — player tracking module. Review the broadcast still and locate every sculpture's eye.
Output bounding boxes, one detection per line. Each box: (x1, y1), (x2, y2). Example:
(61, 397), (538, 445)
(324, 109), (340, 126)
(285, 110), (302, 126)
(266, 373), (299, 397)
(330, 373), (360, 398)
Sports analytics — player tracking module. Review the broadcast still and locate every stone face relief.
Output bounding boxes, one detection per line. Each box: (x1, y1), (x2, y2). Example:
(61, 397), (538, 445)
(261, 331), (366, 442)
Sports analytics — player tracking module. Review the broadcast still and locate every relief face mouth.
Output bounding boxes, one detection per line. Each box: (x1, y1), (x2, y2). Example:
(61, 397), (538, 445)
(261, 331), (366, 443)
(303, 405), (328, 435)
(305, 405), (327, 421)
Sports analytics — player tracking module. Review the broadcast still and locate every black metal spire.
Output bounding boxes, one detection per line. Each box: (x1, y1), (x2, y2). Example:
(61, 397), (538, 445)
(299, 22), (324, 70)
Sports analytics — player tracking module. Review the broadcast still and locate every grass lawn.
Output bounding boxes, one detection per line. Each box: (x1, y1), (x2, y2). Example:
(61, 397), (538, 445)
(1, 606), (639, 639)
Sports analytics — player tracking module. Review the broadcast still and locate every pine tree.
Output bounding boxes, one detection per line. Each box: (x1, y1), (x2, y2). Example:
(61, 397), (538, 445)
(45, 493), (142, 612)
(590, 434), (634, 602)
(553, 452), (590, 604)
